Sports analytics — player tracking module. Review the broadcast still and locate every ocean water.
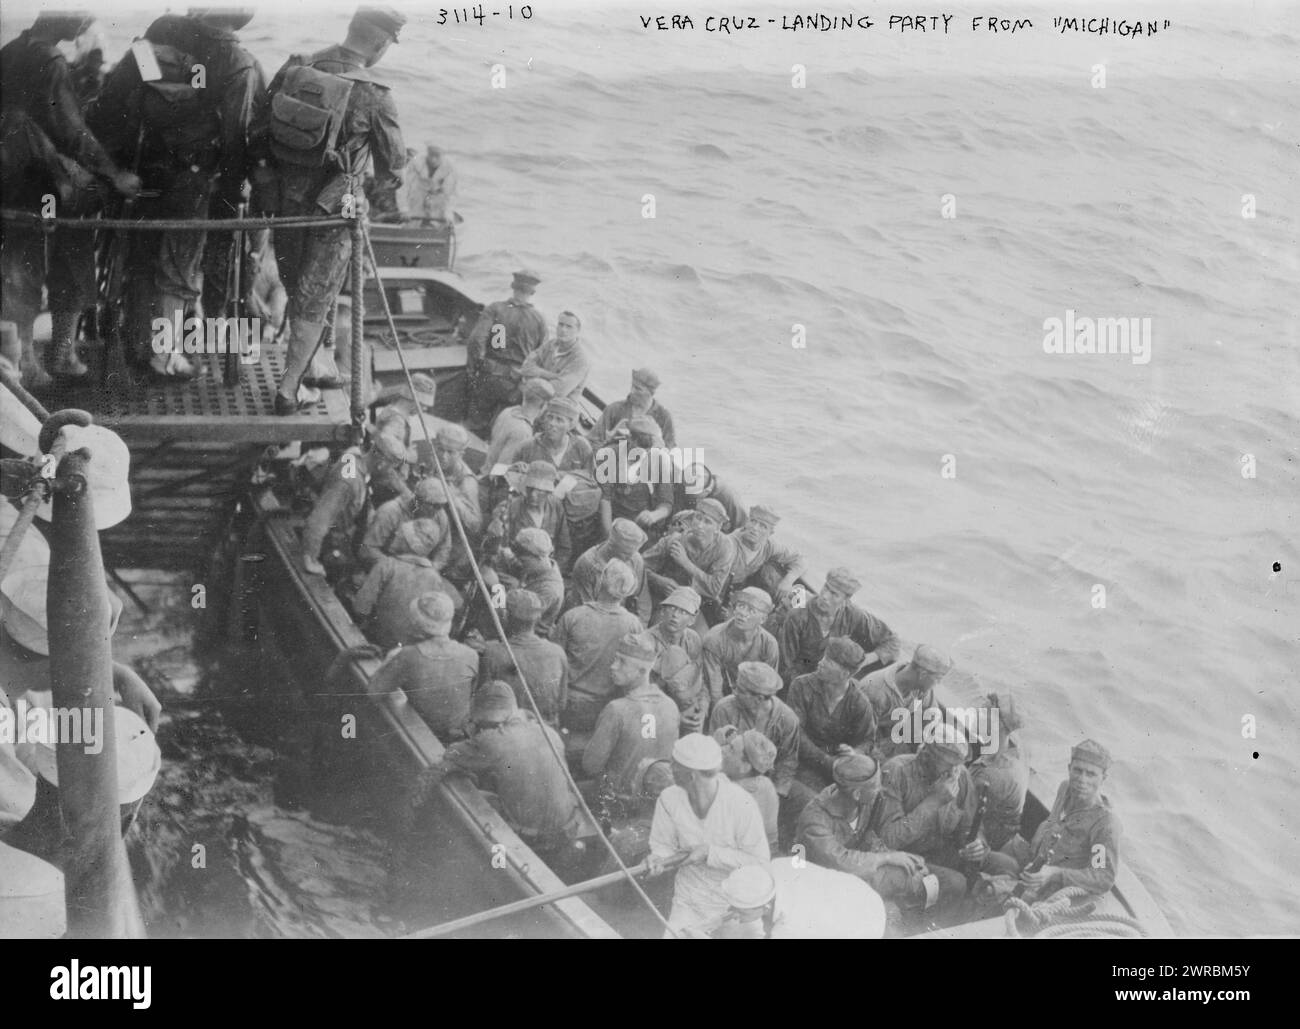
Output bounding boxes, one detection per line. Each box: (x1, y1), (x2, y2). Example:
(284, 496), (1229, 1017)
(4, 0), (1296, 937)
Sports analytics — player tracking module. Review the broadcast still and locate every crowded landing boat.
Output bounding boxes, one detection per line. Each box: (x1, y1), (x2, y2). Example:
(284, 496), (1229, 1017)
(0, 6), (1171, 939)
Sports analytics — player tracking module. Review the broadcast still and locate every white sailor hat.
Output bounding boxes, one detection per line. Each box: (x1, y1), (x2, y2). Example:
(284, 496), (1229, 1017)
(0, 502), (51, 581)
(0, 562), (123, 657)
(672, 733), (722, 772)
(0, 841), (65, 939)
(17, 699), (161, 805)
(721, 864), (777, 910)
(36, 423), (132, 530)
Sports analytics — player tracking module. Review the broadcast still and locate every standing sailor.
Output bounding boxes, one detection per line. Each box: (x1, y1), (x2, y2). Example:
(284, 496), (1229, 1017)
(0, 10), (142, 386)
(465, 269), (548, 435)
(254, 5), (407, 412)
(92, 6), (263, 382)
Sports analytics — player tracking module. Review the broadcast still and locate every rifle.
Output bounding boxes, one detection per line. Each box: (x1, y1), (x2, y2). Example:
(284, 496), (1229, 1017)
(97, 122), (146, 377)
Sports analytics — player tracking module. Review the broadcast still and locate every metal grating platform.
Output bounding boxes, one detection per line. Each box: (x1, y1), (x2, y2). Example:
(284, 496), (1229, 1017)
(30, 345), (351, 444)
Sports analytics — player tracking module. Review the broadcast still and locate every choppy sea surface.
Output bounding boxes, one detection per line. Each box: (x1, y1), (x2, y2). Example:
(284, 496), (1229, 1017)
(3, 0), (1296, 937)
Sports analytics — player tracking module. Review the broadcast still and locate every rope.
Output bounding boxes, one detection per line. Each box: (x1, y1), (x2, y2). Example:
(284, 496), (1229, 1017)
(1035, 915), (1148, 939)
(361, 225), (678, 939)
(1, 208), (350, 232)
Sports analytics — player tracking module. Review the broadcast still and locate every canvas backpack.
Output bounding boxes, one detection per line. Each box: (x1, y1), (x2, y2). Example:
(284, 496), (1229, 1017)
(268, 59), (356, 170)
(137, 41), (221, 159)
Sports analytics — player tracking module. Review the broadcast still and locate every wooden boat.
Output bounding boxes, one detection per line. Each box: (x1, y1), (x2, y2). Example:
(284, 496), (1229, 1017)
(233, 263), (1175, 938)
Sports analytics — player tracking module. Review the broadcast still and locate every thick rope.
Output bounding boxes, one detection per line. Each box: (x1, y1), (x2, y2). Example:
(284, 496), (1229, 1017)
(361, 225), (678, 939)
(1, 208), (349, 232)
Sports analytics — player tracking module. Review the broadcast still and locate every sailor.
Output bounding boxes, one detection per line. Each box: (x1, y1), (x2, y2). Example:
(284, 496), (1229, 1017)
(518, 310), (592, 402)
(675, 458), (747, 533)
(478, 589), (569, 730)
(358, 477), (452, 572)
(708, 661), (799, 806)
(568, 517), (649, 622)
(646, 733), (769, 937)
(647, 586), (707, 734)
(861, 644), (953, 761)
(582, 633), (679, 812)
(92, 6), (264, 382)
(502, 395), (593, 474)
(369, 591), (476, 738)
(351, 550), (462, 651)
(877, 726), (990, 902)
(588, 368), (677, 448)
(967, 691), (1028, 850)
(796, 754), (966, 919)
(552, 559), (644, 745)
(301, 432), (409, 578)
(596, 414), (675, 537)
(785, 637), (876, 805)
(485, 460), (572, 573)
(726, 504), (804, 606)
(395, 142), (458, 224)
(642, 497), (735, 619)
(700, 586), (780, 703)
(716, 857), (887, 940)
(254, 5), (407, 412)
(983, 739), (1121, 896)
(439, 680), (585, 857)
(493, 527), (565, 638)
(775, 567), (899, 687)
(0, 10), (142, 386)
(484, 376), (554, 471)
(465, 269), (549, 434)
(715, 725), (779, 848)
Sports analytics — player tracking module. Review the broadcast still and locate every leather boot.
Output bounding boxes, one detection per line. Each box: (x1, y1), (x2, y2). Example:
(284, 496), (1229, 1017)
(48, 309), (89, 378)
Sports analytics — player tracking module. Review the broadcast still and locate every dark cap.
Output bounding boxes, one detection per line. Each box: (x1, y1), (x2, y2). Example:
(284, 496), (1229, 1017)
(832, 753), (880, 789)
(31, 11), (94, 37)
(512, 269), (542, 291)
(352, 5), (406, 40)
(188, 7), (255, 29)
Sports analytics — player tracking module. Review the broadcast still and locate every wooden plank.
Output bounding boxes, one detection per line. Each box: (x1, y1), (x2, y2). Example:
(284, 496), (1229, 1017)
(372, 344), (468, 374)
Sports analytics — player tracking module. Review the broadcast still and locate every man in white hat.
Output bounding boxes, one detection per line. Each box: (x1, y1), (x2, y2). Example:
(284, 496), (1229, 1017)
(646, 732), (769, 936)
(716, 857), (886, 940)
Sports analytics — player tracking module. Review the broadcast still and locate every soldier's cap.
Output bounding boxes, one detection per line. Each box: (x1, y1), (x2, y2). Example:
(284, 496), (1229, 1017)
(599, 558), (637, 599)
(522, 377), (556, 402)
(735, 661), (782, 696)
(608, 518), (647, 549)
(626, 414), (660, 438)
(410, 373), (437, 408)
(19, 702), (160, 805)
(721, 865), (777, 910)
(543, 396), (580, 420)
(832, 753), (880, 790)
(413, 477), (449, 506)
(747, 504), (780, 527)
(693, 497), (728, 526)
(922, 723), (969, 766)
(512, 268), (541, 292)
(522, 460), (557, 492)
(672, 733), (722, 772)
(630, 368), (661, 392)
(739, 729), (777, 774)
(823, 567), (862, 596)
(188, 7), (255, 29)
(1071, 738), (1112, 772)
(984, 690), (1022, 736)
(371, 431), (414, 465)
(472, 680), (518, 724)
(434, 424), (470, 451)
(409, 590), (454, 631)
(505, 588), (541, 621)
(352, 5), (407, 41)
(1, 565), (123, 658)
(661, 585), (701, 615)
(512, 526), (553, 558)
(633, 757), (675, 799)
(615, 632), (657, 665)
(732, 585), (774, 614)
(824, 636), (866, 671)
(31, 11), (95, 38)
(912, 644), (953, 677)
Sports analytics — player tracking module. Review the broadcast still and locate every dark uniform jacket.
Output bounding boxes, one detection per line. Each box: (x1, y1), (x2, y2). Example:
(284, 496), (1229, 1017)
(1004, 780), (1121, 894)
(796, 784), (894, 879)
(468, 297), (548, 373)
(878, 753), (978, 862)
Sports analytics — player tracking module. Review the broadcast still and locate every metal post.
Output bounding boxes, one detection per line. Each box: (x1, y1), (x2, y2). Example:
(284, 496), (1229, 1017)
(46, 447), (141, 938)
(350, 214), (366, 427)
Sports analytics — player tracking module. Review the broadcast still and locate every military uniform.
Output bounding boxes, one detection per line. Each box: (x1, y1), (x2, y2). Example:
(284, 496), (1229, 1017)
(700, 621), (780, 704)
(480, 634), (569, 730)
(786, 673), (876, 794)
(878, 752), (979, 868)
(351, 554), (461, 650)
(776, 602), (899, 686)
(370, 637), (477, 739)
(92, 14), (264, 368)
(999, 779), (1121, 894)
(589, 396), (677, 449)
(707, 694), (800, 798)
(466, 294), (548, 433)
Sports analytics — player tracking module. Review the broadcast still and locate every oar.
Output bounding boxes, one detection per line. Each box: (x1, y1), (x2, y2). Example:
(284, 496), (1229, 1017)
(400, 850), (690, 939)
